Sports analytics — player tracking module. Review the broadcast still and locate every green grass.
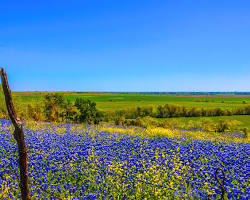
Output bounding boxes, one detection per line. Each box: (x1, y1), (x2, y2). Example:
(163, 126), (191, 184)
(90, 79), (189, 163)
(13, 92), (250, 111)
(158, 115), (250, 130)
(10, 92), (250, 129)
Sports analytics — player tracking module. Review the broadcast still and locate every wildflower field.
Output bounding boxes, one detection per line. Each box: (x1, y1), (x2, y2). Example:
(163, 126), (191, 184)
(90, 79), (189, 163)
(0, 119), (249, 199)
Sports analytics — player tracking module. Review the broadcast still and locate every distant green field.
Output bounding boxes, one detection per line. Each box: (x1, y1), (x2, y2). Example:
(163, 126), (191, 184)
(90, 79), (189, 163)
(13, 92), (250, 112)
(7, 92), (250, 130)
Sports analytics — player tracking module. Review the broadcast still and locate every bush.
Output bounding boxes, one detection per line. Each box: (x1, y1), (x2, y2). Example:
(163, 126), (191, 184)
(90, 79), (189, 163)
(106, 104), (250, 121)
(64, 100), (79, 122)
(75, 98), (100, 124)
(114, 116), (126, 126)
(125, 116), (159, 128)
(27, 104), (43, 121)
(199, 118), (215, 132)
(214, 108), (224, 116)
(216, 119), (230, 132)
(242, 128), (248, 138)
(156, 104), (182, 118)
(137, 106), (153, 117)
(187, 108), (201, 117)
(44, 93), (67, 122)
(245, 105), (250, 115)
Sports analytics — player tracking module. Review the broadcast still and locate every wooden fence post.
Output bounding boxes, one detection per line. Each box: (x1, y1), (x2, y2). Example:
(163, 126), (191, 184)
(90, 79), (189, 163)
(0, 68), (31, 200)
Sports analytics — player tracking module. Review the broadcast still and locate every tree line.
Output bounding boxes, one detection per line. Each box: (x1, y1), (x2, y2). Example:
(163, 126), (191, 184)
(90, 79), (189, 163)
(0, 88), (250, 125)
(0, 91), (101, 124)
(112, 103), (250, 123)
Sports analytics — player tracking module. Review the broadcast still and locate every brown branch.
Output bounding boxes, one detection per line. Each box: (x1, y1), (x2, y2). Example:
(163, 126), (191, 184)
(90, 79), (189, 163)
(0, 68), (31, 200)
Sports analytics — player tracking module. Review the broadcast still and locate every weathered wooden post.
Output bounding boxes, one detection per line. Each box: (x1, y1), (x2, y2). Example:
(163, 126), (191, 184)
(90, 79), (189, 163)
(215, 168), (226, 200)
(0, 68), (31, 200)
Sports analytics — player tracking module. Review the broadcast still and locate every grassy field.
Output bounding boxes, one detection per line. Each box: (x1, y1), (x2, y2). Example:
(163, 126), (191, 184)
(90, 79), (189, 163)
(1, 94), (249, 199)
(10, 92), (250, 130)
(158, 115), (250, 130)
(13, 92), (250, 111)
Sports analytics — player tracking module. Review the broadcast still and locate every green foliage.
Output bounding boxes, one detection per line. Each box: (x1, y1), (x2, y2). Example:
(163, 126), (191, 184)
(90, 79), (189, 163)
(64, 100), (78, 122)
(44, 93), (67, 122)
(136, 106), (153, 117)
(242, 127), (248, 138)
(216, 119), (230, 132)
(75, 98), (100, 124)
(199, 118), (215, 132)
(27, 104), (43, 121)
(124, 115), (248, 137)
(245, 105), (250, 114)
(126, 116), (162, 128)
(0, 85), (7, 117)
(114, 103), (250, 120)
(114, 115), (125, 125)
(1, 91), (250, 133)
(12, 92), (250, 112)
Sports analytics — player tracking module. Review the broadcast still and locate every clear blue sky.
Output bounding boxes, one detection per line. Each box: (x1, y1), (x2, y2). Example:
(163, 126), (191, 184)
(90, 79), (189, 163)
(0, 0), (249, 92)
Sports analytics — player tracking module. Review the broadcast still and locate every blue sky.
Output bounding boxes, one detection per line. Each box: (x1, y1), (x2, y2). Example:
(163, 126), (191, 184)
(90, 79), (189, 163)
(0, 0), (249, 92)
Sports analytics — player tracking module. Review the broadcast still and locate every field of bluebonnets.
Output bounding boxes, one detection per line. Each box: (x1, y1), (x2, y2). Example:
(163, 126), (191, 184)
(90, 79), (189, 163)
(0, 118), (249, 199)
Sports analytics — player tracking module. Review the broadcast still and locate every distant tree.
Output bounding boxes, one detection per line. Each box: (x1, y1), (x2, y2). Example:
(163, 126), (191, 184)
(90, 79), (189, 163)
(245, 105), (250, 115)
(123, 108), (137, 119)
(44, 93), (66, 122)
(201, 108), (207, 116)
(234, 107), (245, 115)
(164, 104), (180, 117)
(188, 107), (201, 117)
(157, 105), (164, 118)
(114, 115), (125, 126)
(64, 100), (78, 122)
(27, 103), (43, 121)
(75, 98), (100, 124)
(214, 108), (224, 116)
(137, 106), (153, 117)
(180, 106), (188, 117)
(242, 127), (248, 138)
(200, 118), (215, 132)
(216, 119), (230, 132)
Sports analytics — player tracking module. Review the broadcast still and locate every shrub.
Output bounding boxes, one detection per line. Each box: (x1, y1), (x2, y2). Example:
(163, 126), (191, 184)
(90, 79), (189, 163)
(164, 104), (180, 117)
(27, 104), (43, 121)
(44, 93), (67, 122)
(75, 98), (100, 124)
(125, 116), (158, 128)
(214, 108), (224, 116)
(114, 116), (126, 125)
(234, 107), (245, 115)
(64, 100), (79, 122)
(200, 118), (215, 132)
(242, 128), (248, 138)
(137, 106), (153, 117)
(188, 108), (201, 117)
(216, 119), (230, 132)
(245, 105), (250, 115)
